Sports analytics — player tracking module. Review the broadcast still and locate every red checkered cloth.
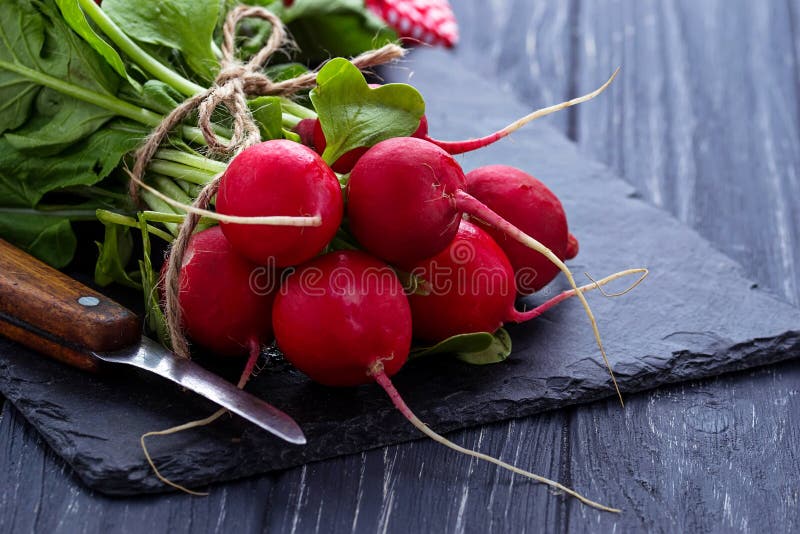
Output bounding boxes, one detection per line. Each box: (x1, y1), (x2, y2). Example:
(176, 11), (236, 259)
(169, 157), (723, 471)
(366, 0), (459, 48)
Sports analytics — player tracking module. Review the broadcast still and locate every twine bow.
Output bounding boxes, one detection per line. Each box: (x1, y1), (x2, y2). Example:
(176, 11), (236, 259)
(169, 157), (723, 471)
(128, 6), (405, 359)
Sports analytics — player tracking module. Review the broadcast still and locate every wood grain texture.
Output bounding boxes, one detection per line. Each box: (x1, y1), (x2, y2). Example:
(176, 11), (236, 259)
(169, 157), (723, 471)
(0, 239), (140, 368)
(1, 1), (799, 532)
(449, 0), (800, 531)
(0, 402), (572, 533)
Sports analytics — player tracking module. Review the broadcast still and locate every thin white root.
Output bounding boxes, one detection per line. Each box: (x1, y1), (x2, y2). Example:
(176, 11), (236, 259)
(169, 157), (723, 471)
(407, 413), (621, 513)
(499, 68), (620, 137)
(140, 409), (228, 496)
(370, 366), (620, 513)
(128, 172), (322, 227)
(582, 269), (648, 297)
(140, 341), (262, 495)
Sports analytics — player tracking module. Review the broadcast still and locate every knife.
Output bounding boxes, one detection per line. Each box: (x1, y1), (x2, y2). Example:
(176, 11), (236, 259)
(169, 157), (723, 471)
(0, 239), (306, 445)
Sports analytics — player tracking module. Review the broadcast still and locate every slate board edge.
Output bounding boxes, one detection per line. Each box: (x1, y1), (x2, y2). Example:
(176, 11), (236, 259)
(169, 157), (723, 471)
(3, 329), (798, 496)
(4, 49), (800, 496)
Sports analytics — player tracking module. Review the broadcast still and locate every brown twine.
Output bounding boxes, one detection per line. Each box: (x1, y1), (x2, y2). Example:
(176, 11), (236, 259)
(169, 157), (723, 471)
(134, 6), (405, 358)
(164, 180), (219, 359)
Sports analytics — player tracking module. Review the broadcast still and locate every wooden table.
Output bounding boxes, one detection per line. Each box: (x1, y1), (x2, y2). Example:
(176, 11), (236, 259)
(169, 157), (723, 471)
(2, 1), (798, 532)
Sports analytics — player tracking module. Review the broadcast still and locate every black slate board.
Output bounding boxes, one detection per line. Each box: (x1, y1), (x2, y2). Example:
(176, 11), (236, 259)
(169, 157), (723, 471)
(1, 49), (799, 496)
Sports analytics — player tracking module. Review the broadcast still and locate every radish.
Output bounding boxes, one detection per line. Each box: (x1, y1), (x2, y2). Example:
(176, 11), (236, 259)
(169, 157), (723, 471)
(273, 250), (411, 386)
(216, 140), (343, 267)
(347, 137), (623, 403)
(409, 220), (646, 342)
(565, 232), (579, 260)
(465, 165), (578, 294)
(147, 225), (277, 495)
(272, 249), (619, 512)
(311, 70), (618, 172)
(408, 220), (516, 341)
(167, 225), (276, 360)
(292, 118), (318, 150)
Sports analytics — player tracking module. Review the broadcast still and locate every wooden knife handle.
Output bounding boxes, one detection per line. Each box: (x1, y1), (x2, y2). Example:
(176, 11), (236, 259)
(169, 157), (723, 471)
(0, 239), (141, 372)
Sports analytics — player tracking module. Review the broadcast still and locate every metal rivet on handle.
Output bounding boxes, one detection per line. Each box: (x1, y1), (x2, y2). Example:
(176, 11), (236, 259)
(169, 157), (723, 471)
(78, 296), (100, 307)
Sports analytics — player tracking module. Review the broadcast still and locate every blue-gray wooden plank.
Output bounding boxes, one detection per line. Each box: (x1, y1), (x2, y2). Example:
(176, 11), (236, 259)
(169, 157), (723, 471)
(457, 0), (800, 531)
(1, 1), (799, 532)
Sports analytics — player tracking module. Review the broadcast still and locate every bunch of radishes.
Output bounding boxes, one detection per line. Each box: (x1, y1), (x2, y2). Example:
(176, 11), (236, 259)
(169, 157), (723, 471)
(165, 57), (641, 511)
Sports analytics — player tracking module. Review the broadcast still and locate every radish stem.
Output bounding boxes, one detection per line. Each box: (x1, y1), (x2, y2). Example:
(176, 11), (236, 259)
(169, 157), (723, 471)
(96, 209), (175, 242)
(281, 98), (317, 119)
(0, 60), (162, 126)
(155, 149), (228, 174)
(77, 0), (204, 97)
(147, 160), (218, 185)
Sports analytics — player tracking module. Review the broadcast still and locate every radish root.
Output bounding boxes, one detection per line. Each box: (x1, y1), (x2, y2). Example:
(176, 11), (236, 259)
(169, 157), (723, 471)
(456, 191), (626, 407)
(498, 68), (620, 138)
(140, 339), (262, 495)
(511, 268), (648, 322)
(583, 270), (647, 298)
(127, 171), (322, 227)
(430, 69), (619, 155)
(369, 363), (620, 513)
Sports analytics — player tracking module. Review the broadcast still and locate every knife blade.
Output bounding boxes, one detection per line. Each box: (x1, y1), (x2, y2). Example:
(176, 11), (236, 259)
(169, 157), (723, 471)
(0, 238), (305, 445)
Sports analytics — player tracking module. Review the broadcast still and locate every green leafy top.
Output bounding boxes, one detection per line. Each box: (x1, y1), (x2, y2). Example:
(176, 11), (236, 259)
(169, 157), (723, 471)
(310, 58), (425, 165)
(54, 0), (130, 81)
(103, 0), (220, 81)
(0, 0), (405, 293)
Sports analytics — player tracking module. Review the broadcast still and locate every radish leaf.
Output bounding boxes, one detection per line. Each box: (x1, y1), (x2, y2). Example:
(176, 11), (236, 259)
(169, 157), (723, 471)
(0, 121), (144, 208)
(95, 221), (141, 289)
(103, 0), (220, 81)
(455, 328), (512, 365)
(54, 0), (130, 81)
(410, 329), (513, 365)
(310, 58), (425, 165)
(0, 0), (121, 147)
(5, 88), (115, 156)
(248, 96), (283, 140)
(410, 332), (495, 359)
(0, 0), (47, 133)
(0, 213), (76, 268)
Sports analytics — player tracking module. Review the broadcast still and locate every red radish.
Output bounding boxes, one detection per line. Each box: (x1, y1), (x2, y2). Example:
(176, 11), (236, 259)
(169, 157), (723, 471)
(347, 137), (623, 403)
(147, 225), (278, 495)
(409, 220), (645, 342)
(408, 220), (516, 341)
(273, 250), (410, 386)
(292, 118), (318, 150)
(169, 226), (276, 360)
(465, 165), (578, 294)
(272, 250), (619, 513)
(216, 140), (343, 267)
(565, 232), (579, 259)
